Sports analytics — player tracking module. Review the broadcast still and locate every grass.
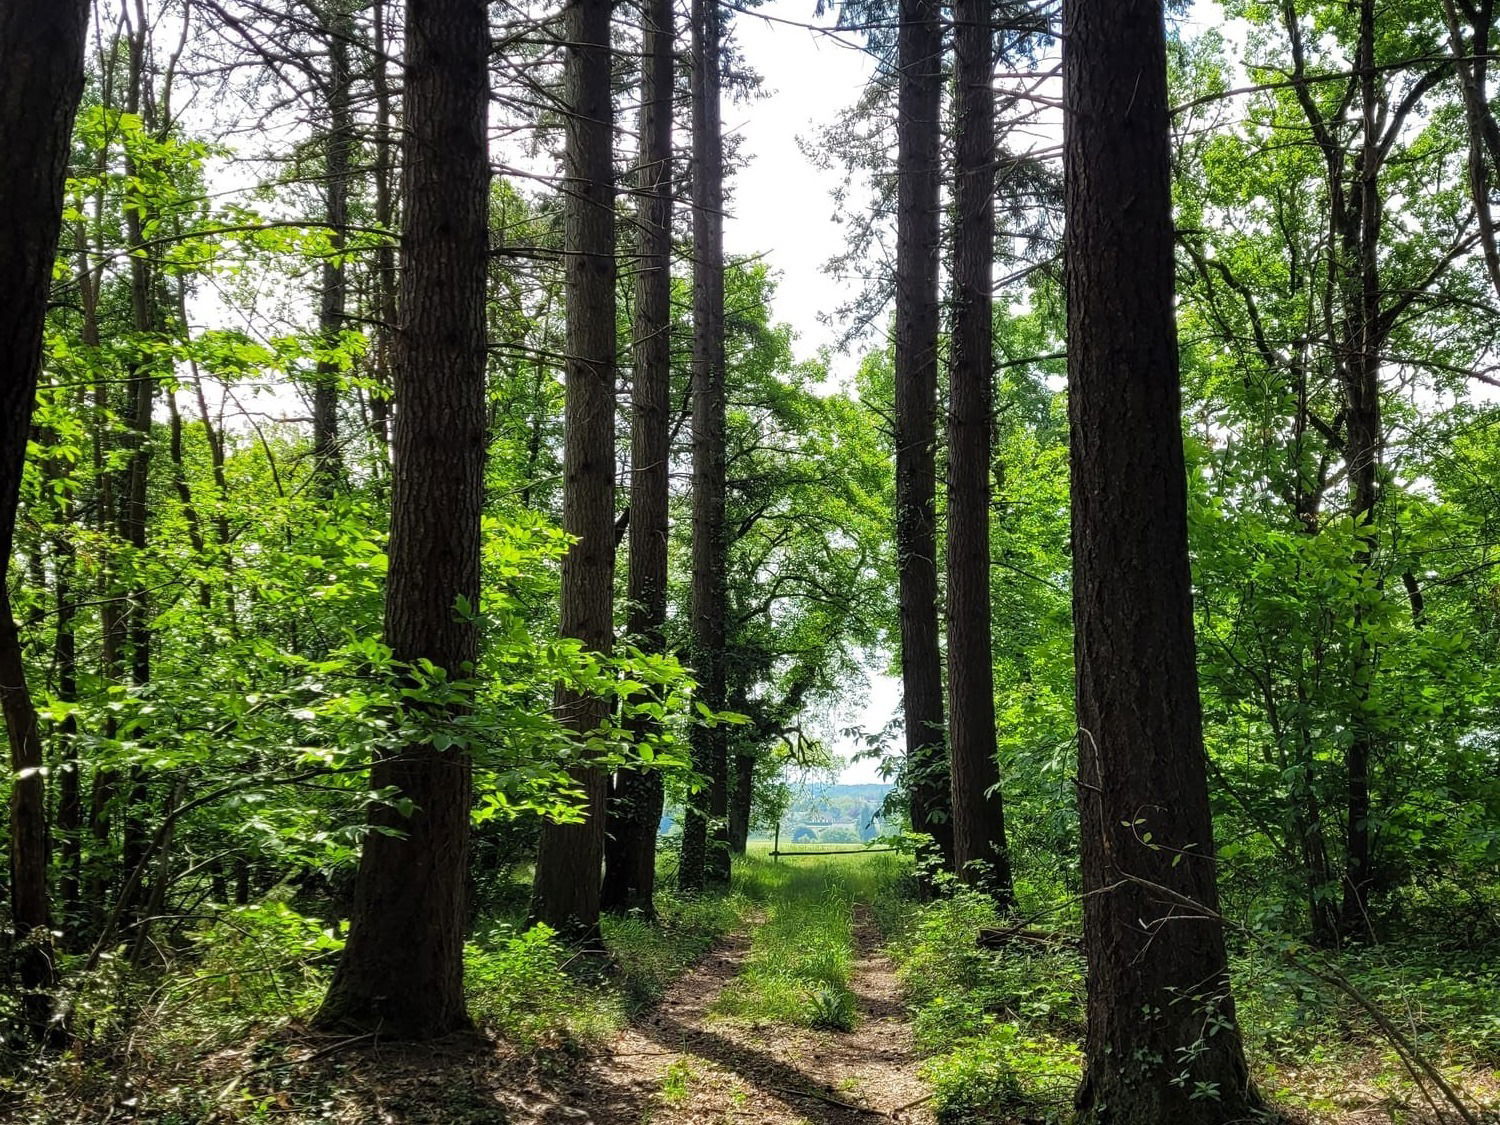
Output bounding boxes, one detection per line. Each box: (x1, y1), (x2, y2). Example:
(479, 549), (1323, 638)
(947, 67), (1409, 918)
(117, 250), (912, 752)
(712, 851), (900, 1031)
(466, 880), (749, 1053)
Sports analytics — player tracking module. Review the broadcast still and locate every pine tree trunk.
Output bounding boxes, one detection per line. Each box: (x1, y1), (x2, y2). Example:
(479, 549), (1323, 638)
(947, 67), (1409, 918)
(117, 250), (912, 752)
(1338, 0), (1383, 942)
(117, 21), (160, 926)
(531, 0), (616, 939)
(312, 2), (353, 495)
(0, 0), (90, 1038)
(946, 0), (1014, 908)
(369, 0), (397, 462)
(681, 0), (731, 892)
(314, 0), (490, 1038)
(602, 0), (674, 918)
(895, 0), (953, 888)
(1065, 0), (1263, 1119)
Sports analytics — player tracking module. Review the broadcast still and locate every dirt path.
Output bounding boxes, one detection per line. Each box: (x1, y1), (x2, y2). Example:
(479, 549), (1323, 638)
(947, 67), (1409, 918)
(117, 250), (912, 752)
(501, 908), (933, 1125)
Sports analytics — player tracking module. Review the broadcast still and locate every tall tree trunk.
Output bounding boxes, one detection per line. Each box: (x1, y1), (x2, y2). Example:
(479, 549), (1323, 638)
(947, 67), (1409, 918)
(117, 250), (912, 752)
(894, 0), (953, 888)
(530, 0), (616, 938)
(2, 591), (56, 1036)
(602, 0), (674, 918)
(946, 0), (1014, 908)
(680, 0), (731, 892)
(313, 1), (353, 495)
(688, 0), (731, 889)
(116, 16), (160, 927)
(369, 0), (397, 463)
(313, 0), (490, 1038)
(0, 0), (90, 1038)
(1064, 1), (1262, 1119)
(54, 518), (82, 923)
(1337, 0), (1383, 942)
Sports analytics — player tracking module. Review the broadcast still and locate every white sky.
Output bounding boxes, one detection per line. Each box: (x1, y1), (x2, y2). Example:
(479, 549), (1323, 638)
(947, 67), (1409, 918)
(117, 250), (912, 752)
(723, 3), (877, 359)
(721, 4), (896, 783)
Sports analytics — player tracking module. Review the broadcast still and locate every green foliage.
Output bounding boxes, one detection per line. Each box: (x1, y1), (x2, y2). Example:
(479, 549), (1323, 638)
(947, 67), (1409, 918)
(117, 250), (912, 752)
(466, 923), (611, 1050)
(880, 884), (1083, 1121)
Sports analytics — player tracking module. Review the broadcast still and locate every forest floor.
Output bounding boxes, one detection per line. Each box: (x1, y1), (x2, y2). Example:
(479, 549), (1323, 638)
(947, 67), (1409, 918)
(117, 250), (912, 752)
(16, 853), (1500, 1124)
(280, 860), (936, 1125)
(514, 907), (934, 1125)
(183, 858), (930, 1122)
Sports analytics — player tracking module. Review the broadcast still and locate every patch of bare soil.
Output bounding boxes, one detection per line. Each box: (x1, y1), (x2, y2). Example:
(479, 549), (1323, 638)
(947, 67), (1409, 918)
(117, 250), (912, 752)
(494, 907), (934, 1125)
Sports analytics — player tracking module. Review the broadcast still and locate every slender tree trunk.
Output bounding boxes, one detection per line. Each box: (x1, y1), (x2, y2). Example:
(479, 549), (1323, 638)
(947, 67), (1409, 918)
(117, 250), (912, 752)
(894, 0), (953, 888)
(369, 0), (396, 462)
(314, 0), (490, 1038)
(1337, 0), (1384, 942)
(530, 0), (616, 938)
(313, 2), (353, 494)
(602, 0), (674, 918)
(116, 18), (160, 927)
(1064, 1), (1263, 1119)
(681, 0), (731, 892)
(54, 518), (82, 922)
(946, 0), (1014, 908)
(0, 0), (90, 1037)
(2, 591), (56, 1036)
(728, 751), (754, 854)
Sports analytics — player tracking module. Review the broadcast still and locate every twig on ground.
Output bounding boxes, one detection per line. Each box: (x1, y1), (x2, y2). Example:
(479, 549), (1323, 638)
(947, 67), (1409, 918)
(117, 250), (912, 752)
(767, 1082), (886, 1116)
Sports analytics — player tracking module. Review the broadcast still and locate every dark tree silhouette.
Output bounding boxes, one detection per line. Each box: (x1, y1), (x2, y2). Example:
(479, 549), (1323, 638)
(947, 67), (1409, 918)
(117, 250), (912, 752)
(946, 0), (1014, 907)
(602, 0), (675, 918)
(0, 0), (91, 1038)
(680, 0), (731, 892)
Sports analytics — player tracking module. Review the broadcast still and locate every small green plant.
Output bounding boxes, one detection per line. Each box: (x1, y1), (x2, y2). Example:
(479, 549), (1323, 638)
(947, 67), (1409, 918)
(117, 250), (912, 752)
(806, 983), (857, 1031)
(659, 1059), (696, 1106)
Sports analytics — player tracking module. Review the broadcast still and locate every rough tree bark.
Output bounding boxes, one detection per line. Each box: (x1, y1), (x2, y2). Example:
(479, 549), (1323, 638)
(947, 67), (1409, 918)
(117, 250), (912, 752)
(530, 0), (617, 937)
(1064, 0), (1264, 1119)
(946, 0), (1014, 908)
(0, 0), (91, 1038)
(313, 0), (490, 1038)
(894, 0), (954, 887)
(601, 0), (674, 918)
(312, 0), (354, 494)
(1336, 0), (1383, 942)
(680, 0), (731, 892)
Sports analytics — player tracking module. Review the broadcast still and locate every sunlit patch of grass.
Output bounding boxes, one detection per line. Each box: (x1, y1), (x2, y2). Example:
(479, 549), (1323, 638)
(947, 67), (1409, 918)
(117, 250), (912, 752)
(713, 858), (867, 1028)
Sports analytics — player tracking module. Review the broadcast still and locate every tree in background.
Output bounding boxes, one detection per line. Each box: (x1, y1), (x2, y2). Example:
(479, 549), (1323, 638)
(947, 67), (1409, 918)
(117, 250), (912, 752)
(602, 0), (676, 919)
(530, 0), (618, 938)
(946, 0), (1015, 907)
(681, 0), (732, 892)
(893, 0), (953, 889)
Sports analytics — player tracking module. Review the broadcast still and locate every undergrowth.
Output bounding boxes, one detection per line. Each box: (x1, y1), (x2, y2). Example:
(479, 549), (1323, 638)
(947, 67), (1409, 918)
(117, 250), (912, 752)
(876, 872), (1500, 1124)
(1, 875), (749, 1123)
